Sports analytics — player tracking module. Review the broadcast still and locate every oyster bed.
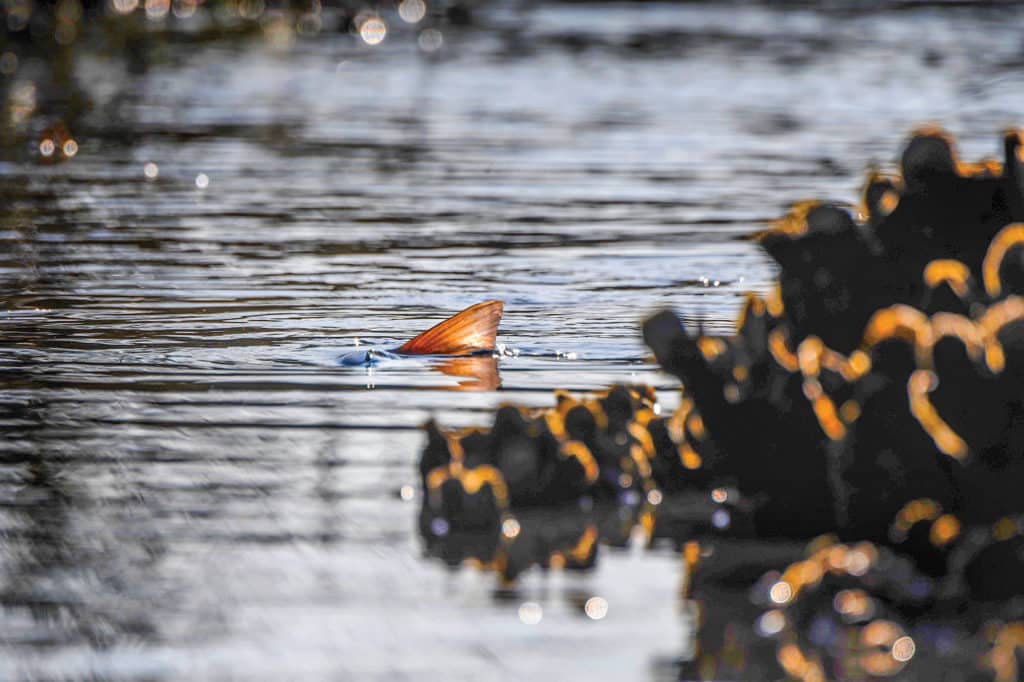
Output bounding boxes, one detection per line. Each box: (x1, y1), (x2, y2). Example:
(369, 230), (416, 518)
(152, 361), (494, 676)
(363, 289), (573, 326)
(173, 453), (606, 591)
(420, 130), (1024, 680)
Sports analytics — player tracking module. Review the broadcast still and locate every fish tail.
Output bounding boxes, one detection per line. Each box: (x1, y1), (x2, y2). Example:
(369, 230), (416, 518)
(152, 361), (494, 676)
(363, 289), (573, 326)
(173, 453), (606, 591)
(396, 300), (504, 355)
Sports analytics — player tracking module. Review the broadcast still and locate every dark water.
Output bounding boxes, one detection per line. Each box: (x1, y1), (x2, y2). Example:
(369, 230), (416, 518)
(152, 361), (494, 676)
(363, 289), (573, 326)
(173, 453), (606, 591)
(3, 2), (1024, 678)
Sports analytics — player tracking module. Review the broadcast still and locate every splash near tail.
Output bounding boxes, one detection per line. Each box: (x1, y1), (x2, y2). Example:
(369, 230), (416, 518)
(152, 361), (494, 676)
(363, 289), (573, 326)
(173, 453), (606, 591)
(396, 300), (504, 356)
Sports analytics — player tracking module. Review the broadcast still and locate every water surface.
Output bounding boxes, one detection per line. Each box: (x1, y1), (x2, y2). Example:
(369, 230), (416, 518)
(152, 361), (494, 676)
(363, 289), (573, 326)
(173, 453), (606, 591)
(3, 2), (1024, 678)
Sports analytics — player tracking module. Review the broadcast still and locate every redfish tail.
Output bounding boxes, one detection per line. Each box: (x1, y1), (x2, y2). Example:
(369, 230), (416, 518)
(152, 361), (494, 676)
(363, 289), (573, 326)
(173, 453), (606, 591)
(396, 300), (504, 355)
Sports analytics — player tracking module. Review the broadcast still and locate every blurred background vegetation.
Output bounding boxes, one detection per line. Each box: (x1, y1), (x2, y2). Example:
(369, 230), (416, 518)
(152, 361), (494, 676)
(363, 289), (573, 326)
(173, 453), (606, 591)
(0, 0), (479, 162)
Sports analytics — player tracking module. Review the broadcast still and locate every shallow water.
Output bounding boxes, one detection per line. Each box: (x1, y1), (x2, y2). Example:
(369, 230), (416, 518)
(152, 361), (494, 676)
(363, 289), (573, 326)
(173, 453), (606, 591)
(3, 2), (1024, 678)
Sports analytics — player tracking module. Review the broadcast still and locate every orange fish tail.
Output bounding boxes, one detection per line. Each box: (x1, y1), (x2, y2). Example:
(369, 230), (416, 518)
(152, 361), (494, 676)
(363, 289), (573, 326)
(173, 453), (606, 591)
(396, 300), (504, 355)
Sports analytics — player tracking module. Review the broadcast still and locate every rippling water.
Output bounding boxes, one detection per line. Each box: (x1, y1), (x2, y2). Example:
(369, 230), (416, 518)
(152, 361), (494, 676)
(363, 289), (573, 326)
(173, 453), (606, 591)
(3, 2), (1024, 678)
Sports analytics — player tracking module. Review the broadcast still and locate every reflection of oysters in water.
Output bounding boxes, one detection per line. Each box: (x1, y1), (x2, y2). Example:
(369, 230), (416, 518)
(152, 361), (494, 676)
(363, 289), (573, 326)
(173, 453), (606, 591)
(419, 502), (627, 585)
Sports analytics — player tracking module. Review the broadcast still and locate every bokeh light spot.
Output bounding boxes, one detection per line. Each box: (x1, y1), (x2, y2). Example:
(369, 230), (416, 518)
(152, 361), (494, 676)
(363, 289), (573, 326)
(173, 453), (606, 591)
(145, 0), (170, 19)
(769, 581), (793, 605)
(518, 602), (542, 625)
(360, 17), (387, 46)
(584, 597), (608, 620)
(111, 0), (139, 14)
(430, 518), (449, 536)
(846, 547), (872, 576)
(144, 162), (159, 179)
(399, 0), (426, 23)
(501, 517), (521, 539)
(833, 589), (873, 622)
(418, 28), (443, 52)
(892, 635), (916, 662)
(756, 609), (785, 636)
(172, 0), (197, 19)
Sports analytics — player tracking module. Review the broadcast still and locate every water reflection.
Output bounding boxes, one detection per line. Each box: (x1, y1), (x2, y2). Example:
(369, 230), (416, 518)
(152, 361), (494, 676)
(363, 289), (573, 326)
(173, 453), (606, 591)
(433, 355), (501, 391)
(419, 484), (1024, 681)
(0, 399), (163, 654)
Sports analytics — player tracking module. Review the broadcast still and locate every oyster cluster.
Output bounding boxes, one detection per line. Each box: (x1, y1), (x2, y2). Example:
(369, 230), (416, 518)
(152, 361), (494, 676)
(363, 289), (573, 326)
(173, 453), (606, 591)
(645, 127), (1024, 542)
(416, 128), (1024, 678)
